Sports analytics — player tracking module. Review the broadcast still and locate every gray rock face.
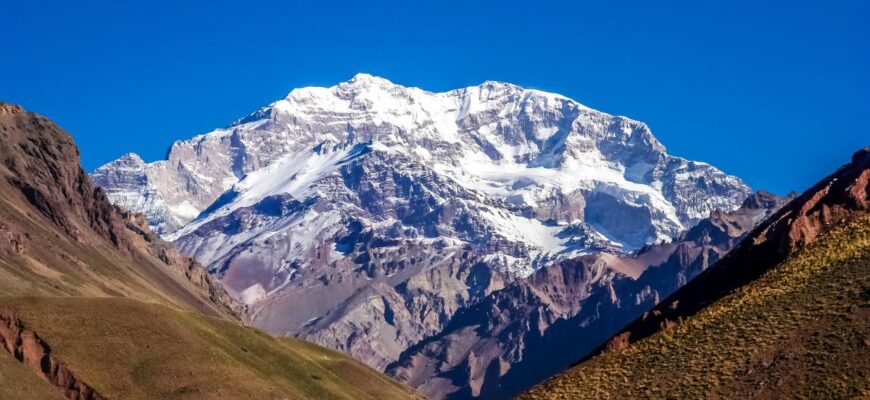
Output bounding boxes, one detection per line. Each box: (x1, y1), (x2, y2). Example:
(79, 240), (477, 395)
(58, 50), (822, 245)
(91, 74), (751, 395)
(387, 191), (793, 399)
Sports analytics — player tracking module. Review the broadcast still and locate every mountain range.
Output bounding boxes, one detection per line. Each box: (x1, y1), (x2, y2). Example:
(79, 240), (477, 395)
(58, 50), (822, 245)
(92, 75), (755, 397)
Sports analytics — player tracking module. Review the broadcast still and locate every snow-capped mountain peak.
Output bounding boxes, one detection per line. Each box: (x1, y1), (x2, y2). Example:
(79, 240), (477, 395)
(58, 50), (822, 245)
(92, 73), (749, 289)
(91, 74), (750, 383)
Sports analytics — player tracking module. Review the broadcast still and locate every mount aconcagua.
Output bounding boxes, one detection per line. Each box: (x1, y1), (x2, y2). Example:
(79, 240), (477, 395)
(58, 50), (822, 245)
(92, 74), (752, 397)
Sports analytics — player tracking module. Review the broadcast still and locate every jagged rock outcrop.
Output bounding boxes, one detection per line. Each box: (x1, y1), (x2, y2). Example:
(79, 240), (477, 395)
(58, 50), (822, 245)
(0, 102), (125, 248)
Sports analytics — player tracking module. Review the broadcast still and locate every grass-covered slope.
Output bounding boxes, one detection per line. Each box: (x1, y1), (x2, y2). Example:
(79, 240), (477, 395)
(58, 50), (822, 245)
(1, 296), (419, 400)
(521, 214), (870, 399)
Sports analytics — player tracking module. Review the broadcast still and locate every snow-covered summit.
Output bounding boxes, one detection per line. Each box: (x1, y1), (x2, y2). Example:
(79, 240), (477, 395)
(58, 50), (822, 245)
(92, 73), (749, 287)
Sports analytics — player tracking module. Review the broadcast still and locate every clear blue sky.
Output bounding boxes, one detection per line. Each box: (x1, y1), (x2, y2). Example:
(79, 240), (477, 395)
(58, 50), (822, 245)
(2, 1), (867, 194)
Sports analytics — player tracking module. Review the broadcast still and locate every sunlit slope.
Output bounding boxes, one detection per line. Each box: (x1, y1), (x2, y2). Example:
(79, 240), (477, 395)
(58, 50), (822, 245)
(2, 297), (419, 400)
(521, 216), (870, 399)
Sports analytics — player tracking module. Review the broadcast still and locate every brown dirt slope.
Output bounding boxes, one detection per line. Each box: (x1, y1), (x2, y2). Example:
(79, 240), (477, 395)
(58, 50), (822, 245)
(603, 147), (870, 350)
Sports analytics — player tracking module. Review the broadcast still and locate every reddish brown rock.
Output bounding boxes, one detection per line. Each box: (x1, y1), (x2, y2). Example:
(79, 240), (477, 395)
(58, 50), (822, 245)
(602, 332), (631, 353)
(0, 307), (104, 400)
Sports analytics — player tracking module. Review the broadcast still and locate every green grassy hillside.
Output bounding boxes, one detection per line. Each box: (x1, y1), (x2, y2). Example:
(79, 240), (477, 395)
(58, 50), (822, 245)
(521, 216), (870, 399)
(1, 296), (419, 400)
